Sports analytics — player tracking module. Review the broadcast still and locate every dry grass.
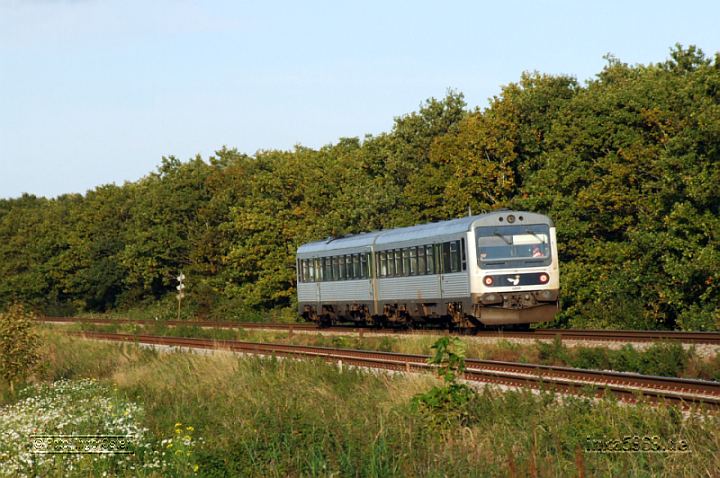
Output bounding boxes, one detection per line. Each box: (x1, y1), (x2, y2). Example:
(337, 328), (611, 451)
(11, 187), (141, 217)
(14, 330), (720, 477)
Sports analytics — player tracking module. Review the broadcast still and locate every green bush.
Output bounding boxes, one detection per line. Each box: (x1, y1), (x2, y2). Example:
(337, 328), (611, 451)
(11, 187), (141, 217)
(412, 337), (480, 427)
(536, 336), (571, 365)
(0, 304), (41, 394)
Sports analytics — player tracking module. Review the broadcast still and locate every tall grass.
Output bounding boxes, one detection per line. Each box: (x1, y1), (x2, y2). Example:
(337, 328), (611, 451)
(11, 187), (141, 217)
(52, 323), (720, 381)
(11, 332), (719, 477)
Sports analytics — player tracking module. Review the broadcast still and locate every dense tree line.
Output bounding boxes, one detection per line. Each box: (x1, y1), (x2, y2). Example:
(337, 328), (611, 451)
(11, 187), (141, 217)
(1, 45), (718, 330)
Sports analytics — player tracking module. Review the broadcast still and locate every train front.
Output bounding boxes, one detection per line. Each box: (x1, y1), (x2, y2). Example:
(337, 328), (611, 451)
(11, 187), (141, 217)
(469, 211), (559, 326)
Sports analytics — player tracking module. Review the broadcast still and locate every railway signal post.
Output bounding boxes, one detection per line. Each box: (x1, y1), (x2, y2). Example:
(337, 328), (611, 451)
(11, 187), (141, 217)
(176, 273), (186, 320)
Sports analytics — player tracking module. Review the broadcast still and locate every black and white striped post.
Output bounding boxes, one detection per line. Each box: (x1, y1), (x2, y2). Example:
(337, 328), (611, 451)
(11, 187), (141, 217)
(176, 273), (186, 320)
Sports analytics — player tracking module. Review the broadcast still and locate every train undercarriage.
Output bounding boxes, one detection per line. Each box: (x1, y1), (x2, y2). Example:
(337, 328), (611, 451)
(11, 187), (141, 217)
(300, 293), (559, 330)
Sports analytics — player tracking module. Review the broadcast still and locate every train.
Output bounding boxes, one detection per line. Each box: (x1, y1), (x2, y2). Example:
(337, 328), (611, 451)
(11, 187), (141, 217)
(296, 210), (559, 329)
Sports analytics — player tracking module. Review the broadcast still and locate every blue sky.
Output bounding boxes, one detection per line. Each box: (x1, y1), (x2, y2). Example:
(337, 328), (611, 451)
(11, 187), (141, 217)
(1, 0), (718, 199)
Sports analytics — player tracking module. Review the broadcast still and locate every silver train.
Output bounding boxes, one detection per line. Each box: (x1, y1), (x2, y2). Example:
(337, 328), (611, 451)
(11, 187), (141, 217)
(296, 211), (559, 328)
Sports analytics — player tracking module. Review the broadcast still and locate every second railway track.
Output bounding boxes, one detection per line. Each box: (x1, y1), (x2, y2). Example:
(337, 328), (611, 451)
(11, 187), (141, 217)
(42, 316), (720, 345)
(71, 330), (720, 410)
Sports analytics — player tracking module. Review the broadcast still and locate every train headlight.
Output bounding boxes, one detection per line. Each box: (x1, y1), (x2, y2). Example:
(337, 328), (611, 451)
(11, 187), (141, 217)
(507, 214), (516, 224)
(539, 273), (549, 284)
(483, 276), (494, 286)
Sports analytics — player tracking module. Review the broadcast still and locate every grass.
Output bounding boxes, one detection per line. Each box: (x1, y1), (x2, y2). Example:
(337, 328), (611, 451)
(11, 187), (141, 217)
(59, 322), (720, 382)
(1, 330), (718, 477)
(73, 297), (296, 324)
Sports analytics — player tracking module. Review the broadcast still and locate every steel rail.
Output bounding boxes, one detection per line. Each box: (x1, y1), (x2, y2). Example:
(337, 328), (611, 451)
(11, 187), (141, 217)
(70, 331), (720, 409)
(42, 316), (720, 345)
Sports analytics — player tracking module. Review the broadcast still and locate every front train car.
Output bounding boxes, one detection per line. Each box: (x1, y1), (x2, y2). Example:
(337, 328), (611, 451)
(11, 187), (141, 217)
(468, 211), (559, 325)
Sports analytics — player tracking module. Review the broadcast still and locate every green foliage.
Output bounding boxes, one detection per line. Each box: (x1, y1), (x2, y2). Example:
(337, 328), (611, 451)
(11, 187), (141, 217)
(412, 337), (479, 427)
(537, 335), (571, 364)
(537, 338), (690, 377)
(0, 45), (719, 331)
(427, 336), (467, 383)
(0, 304), (41, 393)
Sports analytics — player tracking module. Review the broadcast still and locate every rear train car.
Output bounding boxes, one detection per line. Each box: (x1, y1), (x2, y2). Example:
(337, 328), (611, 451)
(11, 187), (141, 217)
(296, 211), (559, 328)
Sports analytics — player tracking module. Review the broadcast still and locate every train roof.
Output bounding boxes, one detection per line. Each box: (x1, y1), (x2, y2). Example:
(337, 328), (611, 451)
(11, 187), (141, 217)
(297, 211), (552, 256)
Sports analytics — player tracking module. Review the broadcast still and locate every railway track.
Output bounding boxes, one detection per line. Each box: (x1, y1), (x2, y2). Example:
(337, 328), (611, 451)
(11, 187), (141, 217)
(71, 331), (720, 410)
(42, 316), (720, 345)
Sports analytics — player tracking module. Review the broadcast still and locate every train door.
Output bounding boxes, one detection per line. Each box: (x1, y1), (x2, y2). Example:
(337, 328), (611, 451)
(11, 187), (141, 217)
(439, 238), (467, 298)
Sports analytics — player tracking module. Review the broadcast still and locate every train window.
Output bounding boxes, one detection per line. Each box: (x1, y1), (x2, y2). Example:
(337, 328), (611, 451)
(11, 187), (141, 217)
(393, 250), (401, 276)
(442, 243), (451, 273)
(387, 249), (396, 276)
(418, 247), (426, 275)
(409, 247), (417, 275)
(322, 257), (331, 281)
(352, 254), (359, 279)
(301, 260), (307, 283)
(461, 238), (467, 271)
(449, 241), (460, 272)
(380, 251), (388, 277)
(402, 249), (410, 277)
(339, 255), (346, 280)
(426, 245), (435, 274)
(316, 258), (322, 282)
(331, 256), (339, 281)
(360, 253), (368, 278)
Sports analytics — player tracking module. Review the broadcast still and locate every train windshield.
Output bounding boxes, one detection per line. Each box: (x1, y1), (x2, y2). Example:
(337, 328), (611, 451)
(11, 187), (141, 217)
(476, 224), (551, 269)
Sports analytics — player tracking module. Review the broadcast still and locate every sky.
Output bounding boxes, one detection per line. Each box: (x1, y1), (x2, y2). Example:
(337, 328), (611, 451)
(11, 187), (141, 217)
(1, 0), (719, 199)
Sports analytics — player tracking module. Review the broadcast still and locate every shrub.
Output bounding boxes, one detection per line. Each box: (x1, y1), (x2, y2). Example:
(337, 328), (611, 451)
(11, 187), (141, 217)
(536, 336), (570, 365)
(412, 337), (478, 427)
(0, 304), (41, 394)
